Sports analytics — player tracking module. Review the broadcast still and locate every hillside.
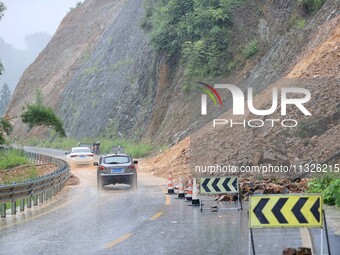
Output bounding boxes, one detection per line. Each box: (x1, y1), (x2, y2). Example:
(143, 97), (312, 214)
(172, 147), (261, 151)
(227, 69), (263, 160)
(5, 0), (340, 171)
(6, 0), (130, 138)
(142, 2), (340, 179)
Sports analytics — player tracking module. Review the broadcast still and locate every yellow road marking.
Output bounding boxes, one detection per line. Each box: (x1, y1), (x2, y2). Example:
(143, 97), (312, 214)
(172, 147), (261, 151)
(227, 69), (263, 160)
(105, 233), (133, 249)
(150, 211), (164, 221)
(299, 228), (313, 253)
(158, 183), (171, 205)
(165, 195), (171, 205)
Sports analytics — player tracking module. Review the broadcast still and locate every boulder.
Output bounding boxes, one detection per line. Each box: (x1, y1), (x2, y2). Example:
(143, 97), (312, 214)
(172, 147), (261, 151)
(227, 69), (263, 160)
(252, 151), (263, 165)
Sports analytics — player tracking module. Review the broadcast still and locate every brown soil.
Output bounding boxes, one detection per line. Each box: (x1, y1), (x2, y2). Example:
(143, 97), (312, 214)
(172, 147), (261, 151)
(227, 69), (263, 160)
(65, 173), (80, 186)
(288, 15), (340, 79)
(0, 163), (81, 186)
(138, 137), (190, 183)
(0, 164), (57, 184)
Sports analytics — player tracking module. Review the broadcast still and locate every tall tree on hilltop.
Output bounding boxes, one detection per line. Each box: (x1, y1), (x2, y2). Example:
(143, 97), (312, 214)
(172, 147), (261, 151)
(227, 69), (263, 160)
(0, 2), (6, 76)
(0, 83), (11, 116)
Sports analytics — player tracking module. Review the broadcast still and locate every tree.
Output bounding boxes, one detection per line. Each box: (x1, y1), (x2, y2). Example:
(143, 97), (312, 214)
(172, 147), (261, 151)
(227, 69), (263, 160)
(0, 89), (66, 145)
(0, 2), (5, 76)
(0, 2), (5, 21)
(21, 103), (66, 137)
(0, 116), (12, 144)
(0, 83), (11, 115)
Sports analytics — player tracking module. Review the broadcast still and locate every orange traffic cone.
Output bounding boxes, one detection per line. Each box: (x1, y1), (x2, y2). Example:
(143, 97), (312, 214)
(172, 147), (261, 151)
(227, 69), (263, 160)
(177, 176), (185, 199)
(189, 177), (200, 206)
(166, 172), (175, 194)
(185, 176), (193, 201)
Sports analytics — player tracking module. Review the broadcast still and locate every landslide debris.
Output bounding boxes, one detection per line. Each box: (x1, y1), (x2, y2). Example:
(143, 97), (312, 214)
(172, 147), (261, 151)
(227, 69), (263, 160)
(140, 1), (340, 191)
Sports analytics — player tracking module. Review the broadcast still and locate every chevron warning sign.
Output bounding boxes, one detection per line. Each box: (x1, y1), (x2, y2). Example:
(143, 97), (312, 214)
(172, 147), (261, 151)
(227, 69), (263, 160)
(200, 177), (238, 194)
(249, 194), (322, 228)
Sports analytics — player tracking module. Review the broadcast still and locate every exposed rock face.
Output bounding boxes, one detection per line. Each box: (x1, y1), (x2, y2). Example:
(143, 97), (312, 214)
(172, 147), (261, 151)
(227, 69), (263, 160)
(7, 0), (129, 137)
(57, 0), (157, 139)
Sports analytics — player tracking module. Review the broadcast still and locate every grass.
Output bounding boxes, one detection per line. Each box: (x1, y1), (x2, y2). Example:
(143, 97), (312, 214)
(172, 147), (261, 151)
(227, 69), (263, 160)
(111, 140), (155, 158)
(295, 19), (306, 30)
(0, 149), (38, 184)
(0, 149), (29, 170)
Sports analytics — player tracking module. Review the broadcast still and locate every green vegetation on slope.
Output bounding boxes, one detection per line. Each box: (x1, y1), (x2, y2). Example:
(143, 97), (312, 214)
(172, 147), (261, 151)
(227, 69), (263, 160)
(142, 0), (242, 78)
(241, 39), (258, 59)
(0, 149), (28, 170)
(308, 173), (340, 207)
(297, 0), (326, 13)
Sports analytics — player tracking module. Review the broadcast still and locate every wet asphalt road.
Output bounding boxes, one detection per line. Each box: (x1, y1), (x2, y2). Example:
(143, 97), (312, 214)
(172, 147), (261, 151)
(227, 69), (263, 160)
(0, 147), (338, 255)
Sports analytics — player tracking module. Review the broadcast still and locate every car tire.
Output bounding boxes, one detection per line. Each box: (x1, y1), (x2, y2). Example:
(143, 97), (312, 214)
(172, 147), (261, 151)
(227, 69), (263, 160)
(131, 173), (137, 190)
(97, 177), (103, 191)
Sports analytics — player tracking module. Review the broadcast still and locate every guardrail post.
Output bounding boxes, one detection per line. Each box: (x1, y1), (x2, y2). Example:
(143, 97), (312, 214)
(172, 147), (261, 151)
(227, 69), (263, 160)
(27, 197), (32, 208)
(11, 201), (17, 215)
(33, 195), (38, 206)
(20, 199), (25, 212)
(0, 203), (6, 218)
(39, 193), (44, 204)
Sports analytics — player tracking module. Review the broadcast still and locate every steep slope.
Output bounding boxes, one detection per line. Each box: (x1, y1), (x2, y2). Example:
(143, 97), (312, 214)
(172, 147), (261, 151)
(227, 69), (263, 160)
(6, 0), (129, 137)
(141, 1), (340, 177)
(57, 0), (157, 139)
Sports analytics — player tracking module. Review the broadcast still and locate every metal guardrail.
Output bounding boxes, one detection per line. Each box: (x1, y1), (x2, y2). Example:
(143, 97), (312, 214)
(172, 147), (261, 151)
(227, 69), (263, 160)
(0, 150), (70, 218)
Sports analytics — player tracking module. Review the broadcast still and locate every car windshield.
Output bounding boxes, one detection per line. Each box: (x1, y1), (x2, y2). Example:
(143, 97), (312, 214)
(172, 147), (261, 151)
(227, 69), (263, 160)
(104, 156), (130, 164)
(72, 148), (91, 153)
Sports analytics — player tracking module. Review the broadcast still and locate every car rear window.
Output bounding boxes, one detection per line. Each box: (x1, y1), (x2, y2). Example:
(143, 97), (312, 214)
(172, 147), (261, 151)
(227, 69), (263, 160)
(104, 156), (130, 164)
(72, 148), (91, 153)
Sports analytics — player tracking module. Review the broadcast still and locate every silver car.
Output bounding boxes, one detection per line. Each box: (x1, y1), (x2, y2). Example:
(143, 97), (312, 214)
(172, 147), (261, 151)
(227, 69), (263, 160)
(93, 154), (138, 190)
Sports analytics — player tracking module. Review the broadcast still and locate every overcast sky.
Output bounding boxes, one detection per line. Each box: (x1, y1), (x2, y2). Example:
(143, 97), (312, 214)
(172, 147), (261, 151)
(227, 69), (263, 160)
(0, 0), (83, 50)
